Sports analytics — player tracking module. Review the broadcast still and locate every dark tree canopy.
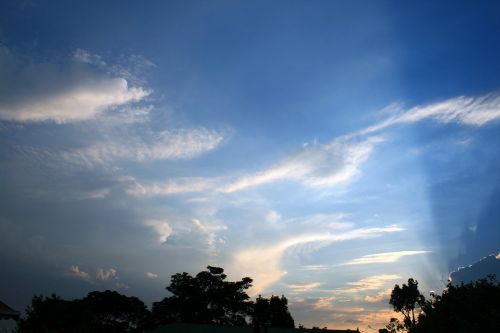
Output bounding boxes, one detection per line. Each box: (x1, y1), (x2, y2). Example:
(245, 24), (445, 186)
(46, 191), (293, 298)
(16, 291), (149, 333)
(386, 276), (500, 333)
(151, 266), (253, 327)
(411, 276), (500, 333)
(389, 278), (425, 331)
(253, 295), (295, 329)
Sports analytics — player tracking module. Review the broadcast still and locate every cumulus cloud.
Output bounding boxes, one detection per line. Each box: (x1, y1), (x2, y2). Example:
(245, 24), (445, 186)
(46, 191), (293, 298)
(229, 225), (403, 295)
(360, 93), (500, 135)
(67, 265), (92, 282)
(220, 136), (383, 192)
(96, 267), (117, 281)
(449, 253), (500, 284)
(144, 219), (173, 244)
(342, 250), (430, 266)
(0, 45), (149, 123)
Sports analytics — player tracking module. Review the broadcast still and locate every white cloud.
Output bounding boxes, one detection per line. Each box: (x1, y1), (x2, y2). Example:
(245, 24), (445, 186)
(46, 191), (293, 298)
(332, 274), (401, 294)
(127, 177), (217, 196)
(301, 265), (330, 271)
(146, 272), (158, 279)
(363, 288), (392, 303)
(342, 250), (430, 266)
(0, 77), (149, 123)
(220, 136), (383, 192)
(288, 282), (322, 293)
(96, 267), (117, 281)
(144, 219), (173, 244)
(67, 265), (92, 282)
(360, 93), (500, 135)
(191, 218), (227, 255)
(229, 225), (403, 295)
(0, 45), (150, 123)
(64, 128), (225, 166)
(312, 296), (337, 310)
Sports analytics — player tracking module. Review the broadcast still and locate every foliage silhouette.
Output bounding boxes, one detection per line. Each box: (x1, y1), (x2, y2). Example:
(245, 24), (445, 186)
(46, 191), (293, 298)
(386, 275), (500, 333)
(252, 295), (294, 329)
(16, 290), (149, 333)
(151, 266), (253, 327)
(411, 276), (500, 333)
(388, 278), (425, 332)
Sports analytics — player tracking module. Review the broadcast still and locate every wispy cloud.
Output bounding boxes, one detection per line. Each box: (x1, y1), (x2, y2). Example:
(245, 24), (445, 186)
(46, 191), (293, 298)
(63, 128), (226, 167)
(360, 93), (500, 135)
(220, 136), (383, 192)
(144, 219), (173, 244)
(127, 177), (217, 196)
(229, 225), (403, 295)
(288, 282), (321, 293)
(146, 272), (158, 279)
(332, 274), (401, 294)
(342, 250), (430, 266)
(363, 288), (392, 303)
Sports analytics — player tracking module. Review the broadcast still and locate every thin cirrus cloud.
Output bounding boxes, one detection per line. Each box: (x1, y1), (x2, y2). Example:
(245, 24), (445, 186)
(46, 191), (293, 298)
(341, 250), (430, 266)
(220, 136), (384, 193)
(287, 282), (322, 293)
(229, 225), (404, 295)
(360, 92), (500, 135)
(62, 128), (226, 167)
(332, 274), (401, 295)
(127, 177), (217, 196)
(0, 45), (150, 123)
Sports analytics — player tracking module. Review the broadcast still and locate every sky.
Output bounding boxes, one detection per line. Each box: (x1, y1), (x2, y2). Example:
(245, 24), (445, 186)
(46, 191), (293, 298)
(1, 0), (500, 331)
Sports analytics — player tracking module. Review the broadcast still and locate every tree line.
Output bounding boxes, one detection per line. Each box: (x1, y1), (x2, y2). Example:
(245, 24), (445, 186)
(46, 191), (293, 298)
(16, 266), (294, 333)
(381, 275), (500, 333)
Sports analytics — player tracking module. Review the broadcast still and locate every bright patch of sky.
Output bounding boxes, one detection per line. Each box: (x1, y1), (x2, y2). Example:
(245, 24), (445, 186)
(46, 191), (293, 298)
(1, 1), (500, 331)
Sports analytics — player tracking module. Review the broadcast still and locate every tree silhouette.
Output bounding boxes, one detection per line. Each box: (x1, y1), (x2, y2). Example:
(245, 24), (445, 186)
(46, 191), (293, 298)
(389, 278), (425, 331)
(151, 266), (253, 327)
(16, 291), (149, 333)
(252, 295), (295, 329)
(412, 276), (500, 333)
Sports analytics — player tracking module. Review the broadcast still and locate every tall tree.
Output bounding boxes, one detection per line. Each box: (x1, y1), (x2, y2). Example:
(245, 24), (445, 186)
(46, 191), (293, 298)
(389, 278), (425, 332)
(252, 295), (295, 329)
(151, 266), (253, 327)
(412, 276), (500, 333)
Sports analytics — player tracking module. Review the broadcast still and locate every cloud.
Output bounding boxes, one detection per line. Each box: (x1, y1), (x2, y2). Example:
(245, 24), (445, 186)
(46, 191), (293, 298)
(288, 282), (321, 293)
(67, 265), (92, 282)
(146, 272), (158, 279)
(0, 46), (149, 123)
(229, 225), (403, 295)
(332, 274), (401, 294)
(449, 253), (500, 284)
(312, 296), (337, 310)
(144, 219), (173, 244)
(63, 128), (226, 166)
(301, 265), (330, 271)
(342, 250), (430, 266)
(127, 177), (217, 196)
(191, 218), (227, 255)
(360, 93), (500, 135)
(96, 267), (117, 281)
(220, 136), (383, 192)
(363, 288), (393, 303)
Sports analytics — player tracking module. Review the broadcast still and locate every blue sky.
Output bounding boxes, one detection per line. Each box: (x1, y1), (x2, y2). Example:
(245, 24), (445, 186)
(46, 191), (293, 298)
(1, 0), (500, 330)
